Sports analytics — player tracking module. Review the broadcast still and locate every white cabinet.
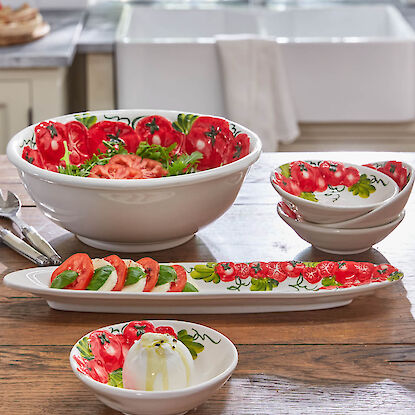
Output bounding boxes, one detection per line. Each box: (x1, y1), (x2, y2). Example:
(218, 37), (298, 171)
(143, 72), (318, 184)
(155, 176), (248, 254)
(0, 67), (67, 153)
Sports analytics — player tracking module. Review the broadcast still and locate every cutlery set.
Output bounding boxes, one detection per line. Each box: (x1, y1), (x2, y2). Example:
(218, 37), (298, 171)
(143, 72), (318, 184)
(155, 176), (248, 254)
(0, 190), (61, 265)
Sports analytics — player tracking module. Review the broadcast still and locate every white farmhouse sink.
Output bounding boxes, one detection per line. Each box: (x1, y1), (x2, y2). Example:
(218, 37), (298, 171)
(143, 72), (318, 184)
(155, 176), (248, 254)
(116, 5), (415, 122)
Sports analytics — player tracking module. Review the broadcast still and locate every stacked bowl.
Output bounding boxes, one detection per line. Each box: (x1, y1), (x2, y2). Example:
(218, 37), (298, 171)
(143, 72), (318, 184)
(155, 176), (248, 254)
(271, 160), (414, 254)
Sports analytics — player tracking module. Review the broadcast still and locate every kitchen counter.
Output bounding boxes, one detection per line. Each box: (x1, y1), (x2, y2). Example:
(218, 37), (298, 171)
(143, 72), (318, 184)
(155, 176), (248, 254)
(0, 10), (84, 68)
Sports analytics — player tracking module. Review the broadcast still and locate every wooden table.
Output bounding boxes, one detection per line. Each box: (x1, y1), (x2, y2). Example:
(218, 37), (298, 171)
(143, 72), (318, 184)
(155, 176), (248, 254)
(2, 152), (415, 414)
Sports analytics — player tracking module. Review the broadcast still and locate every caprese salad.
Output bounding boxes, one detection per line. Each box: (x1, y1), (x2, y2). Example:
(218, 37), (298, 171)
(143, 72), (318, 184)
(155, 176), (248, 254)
(22, 113), (251, 179)
(49, 254), (198, 293)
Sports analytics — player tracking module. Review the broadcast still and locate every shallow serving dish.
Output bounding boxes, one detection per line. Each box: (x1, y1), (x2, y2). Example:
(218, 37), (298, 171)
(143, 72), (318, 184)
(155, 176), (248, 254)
(271, 160), (399, 224)
(70, 320), (238, 415)
(7, 109), (261, 252)
(277, 203), (405, 254)
(3, 262), (404, 313)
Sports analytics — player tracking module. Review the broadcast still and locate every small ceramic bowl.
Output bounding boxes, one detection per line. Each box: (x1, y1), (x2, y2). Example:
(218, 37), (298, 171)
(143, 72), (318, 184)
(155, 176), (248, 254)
(277, 202), (405, 254)
(270, 160), (399, 224)
(7, 109), (261, 252)
(320, 161), (414, 229)
(70, 320), (238, 415)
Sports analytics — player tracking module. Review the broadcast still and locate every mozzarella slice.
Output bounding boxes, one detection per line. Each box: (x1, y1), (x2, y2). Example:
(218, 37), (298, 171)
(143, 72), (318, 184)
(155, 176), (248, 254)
(91, 258), (118, 291)
(122, 259), (147, 292)
(152, 283), (170, 293)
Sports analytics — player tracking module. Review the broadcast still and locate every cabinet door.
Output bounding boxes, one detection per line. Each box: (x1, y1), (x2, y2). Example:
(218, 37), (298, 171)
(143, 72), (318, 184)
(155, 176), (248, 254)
(0, 81), (31, 153)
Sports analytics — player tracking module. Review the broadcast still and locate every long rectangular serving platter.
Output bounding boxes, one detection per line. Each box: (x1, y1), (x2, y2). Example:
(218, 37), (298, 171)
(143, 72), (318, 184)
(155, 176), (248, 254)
(3, 263), (403, 314)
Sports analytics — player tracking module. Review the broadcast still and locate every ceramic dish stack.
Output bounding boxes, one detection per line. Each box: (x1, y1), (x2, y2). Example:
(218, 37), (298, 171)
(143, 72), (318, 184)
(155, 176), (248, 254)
(271, 160), (414, 254)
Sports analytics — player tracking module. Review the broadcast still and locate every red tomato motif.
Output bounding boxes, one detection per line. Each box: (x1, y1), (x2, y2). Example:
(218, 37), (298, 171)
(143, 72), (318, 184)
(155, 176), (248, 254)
(154, 326), (178, 338)
(335, 261), (358, 285)
(224, 133), (250, 164)
(135, 115), (184, 151)
(89, 330), (124, 373)
(278, 261), (305, 279)
(123, 321), (156, 345)
(290, 161), (317, 193)
(267, 262), (288, 282)
(372, 264), (399, 281)
(215, 262), (238, 282)
(22, 146), (45, 169)
(35, 121), (67, 165)
(235, 263), (250, 279)
(74, 355), (109, 383)
(316, 261), (338, 279)
(273, 173), (302, 196)
(65, 121), (91, 165)
(88, 121), (140, 154)
(319, 161), (346, 186)
(354, 262), (375, 284)
(249, 262), (269, 279)
(302, 266), (321, 284)
(342, 167), (360, 187)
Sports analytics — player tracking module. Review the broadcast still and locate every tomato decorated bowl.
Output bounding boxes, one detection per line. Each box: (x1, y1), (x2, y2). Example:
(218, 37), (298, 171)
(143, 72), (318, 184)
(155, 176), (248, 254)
(70, 320), (238, 415)
(7, 110), (261, 252)
(277, 202), (405, 254)
(270, 160), (399, 224)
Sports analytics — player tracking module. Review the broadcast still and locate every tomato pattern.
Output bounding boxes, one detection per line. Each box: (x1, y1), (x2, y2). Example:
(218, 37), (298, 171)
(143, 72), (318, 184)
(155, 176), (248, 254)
(364, 160), (409, 190)
(21, 113), (251, 176)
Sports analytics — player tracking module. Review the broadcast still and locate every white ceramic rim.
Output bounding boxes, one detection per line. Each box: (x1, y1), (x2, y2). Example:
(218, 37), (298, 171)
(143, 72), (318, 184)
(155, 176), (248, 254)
(3, 264), (403, 299)
(69, 319), (238, 397)
(277, 203), (406, 234)
(7, 109), (262, 190)
(270, 160), (399, 211)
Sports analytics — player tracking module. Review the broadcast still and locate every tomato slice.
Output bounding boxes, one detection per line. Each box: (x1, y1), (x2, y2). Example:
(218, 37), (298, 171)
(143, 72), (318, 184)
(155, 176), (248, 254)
(65, 121), (91, 165)
(108, 154), (168, 178)
(35, 121), (67, 165)
(135, 115), (184, 150)
(88, 121), (140, 154)
(168, 264), (188, 292)
(50, 253), (94, 290)
(89, 330), (124, 373)
(104, 254), (127, 291)
(137, 257), (160, 292)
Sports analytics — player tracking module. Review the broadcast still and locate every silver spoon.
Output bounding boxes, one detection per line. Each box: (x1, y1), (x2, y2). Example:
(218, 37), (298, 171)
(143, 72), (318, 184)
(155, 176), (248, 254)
(0, 190), (62, 265)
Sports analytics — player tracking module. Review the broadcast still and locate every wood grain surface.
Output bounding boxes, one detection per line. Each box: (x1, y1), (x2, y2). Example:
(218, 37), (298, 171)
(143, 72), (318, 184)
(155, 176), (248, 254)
(1, 152), (415, 415)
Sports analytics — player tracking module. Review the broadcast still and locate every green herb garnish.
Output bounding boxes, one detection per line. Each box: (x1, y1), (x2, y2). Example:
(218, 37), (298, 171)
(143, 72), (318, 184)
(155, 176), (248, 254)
(124, 266), (146, 286)
(50, 269), (78, 289)
(86, 265), (115, 291)
(156, 265), (177, 286)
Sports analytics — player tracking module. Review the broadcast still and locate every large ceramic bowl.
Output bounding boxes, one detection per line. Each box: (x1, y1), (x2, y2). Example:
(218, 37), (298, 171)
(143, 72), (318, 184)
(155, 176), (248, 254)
(277, 202), (405, 254)
(7, 110), (261, 252)
(70, 320), (238, 415)
(271, 160), (399, 224)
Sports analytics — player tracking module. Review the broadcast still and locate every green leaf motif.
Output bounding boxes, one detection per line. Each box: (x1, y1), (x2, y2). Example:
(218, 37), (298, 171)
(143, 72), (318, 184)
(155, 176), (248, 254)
(388, 271), (404, 282)
(125, 267), (146, 286)
(156, 265), (177, 286)
(50, 269), (78, 289)
(75, 114), (97, 129)
(250, 278), (279, 291)
(190, 263), (220, 284)
(182, 282), (199, 292)
(86, 265), (115, 291)
(177, 329), (204, 360)
(303, 262), (320, 268)
(279, 163), (291, 178)
(300, 192), (318, 202)
(321, 276), (341, 287)
(172, 113), (198, 135)
(108, 368), (123, 388)
(348, 174), (376, 198)
(76, 337), (94, 360)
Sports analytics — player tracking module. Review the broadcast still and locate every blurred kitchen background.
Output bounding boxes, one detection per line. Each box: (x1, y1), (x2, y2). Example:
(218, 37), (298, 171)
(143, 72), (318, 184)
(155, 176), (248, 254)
(2, 0), (415, 153)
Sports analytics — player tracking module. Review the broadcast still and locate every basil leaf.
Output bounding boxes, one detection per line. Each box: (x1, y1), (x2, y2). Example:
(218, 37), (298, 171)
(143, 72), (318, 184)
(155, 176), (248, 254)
(156, 265), (177, 286)
(86, 265), (115, 291)
(182, 282), (199, 292)
(50, 270), (78, 289)
(125, 266), (146, 286)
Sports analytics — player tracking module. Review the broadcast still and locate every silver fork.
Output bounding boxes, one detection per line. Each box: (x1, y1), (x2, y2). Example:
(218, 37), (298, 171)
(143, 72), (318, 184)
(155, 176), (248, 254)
(0, 190), (62, 265)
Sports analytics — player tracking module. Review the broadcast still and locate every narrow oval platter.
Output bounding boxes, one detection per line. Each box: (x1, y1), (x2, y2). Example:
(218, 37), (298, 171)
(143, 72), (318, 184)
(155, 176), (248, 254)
(3, 262), (403, 313)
